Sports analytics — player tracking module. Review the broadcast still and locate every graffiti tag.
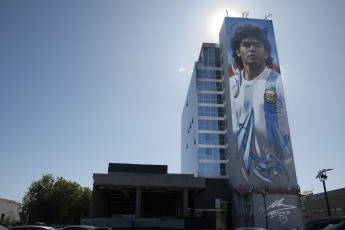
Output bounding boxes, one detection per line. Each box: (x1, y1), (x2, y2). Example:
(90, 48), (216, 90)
(259, 198), (296, 224)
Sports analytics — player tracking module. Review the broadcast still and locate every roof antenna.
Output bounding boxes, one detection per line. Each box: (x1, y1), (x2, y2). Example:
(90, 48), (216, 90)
(226, 10), (229, 17)
(264, 14), (272, 20)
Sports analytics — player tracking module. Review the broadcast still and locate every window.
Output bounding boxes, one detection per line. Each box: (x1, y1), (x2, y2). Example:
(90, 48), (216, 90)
(220, 163), (227, 175)
(198, 119), (226, 131)
(216, 199), (230, 211)
(242, 195), (252, 214)
(198, 163), (227, 176)
(198, 106), (226, 117)
(201, 47), (221, 67)
(197, 69), (222, 80)
(197, 81), (224, 91)
(198, 148), (228, 160)
(198, 93), (224, 104)
(198, 133), (227, 145)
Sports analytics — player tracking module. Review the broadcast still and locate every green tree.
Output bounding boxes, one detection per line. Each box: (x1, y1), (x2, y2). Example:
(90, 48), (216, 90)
(20, 174), (92, 225)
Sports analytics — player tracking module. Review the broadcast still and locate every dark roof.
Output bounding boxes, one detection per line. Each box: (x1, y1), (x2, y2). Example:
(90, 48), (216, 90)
(108, 163), (167, 174)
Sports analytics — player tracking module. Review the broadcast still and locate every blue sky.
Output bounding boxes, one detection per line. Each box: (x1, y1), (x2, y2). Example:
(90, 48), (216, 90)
(1, 0), (345, 202)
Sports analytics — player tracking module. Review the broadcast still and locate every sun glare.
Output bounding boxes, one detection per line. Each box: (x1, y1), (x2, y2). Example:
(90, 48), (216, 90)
(202, 4), (242, 42)
(207, 11), (225, 39)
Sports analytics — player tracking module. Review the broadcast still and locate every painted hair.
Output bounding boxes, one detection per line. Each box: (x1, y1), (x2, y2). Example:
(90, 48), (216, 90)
(230, 24), (273, 68)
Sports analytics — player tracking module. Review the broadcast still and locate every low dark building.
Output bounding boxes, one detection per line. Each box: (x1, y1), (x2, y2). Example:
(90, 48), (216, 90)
(84, 163), (232, 229)
(302, 188), (345, 223)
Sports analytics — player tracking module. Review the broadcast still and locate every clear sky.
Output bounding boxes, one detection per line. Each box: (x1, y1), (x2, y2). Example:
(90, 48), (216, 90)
(1, 0), (345, 203)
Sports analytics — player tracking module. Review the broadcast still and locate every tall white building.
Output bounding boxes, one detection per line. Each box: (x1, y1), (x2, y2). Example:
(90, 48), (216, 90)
(181, 17), (303, 229)
(181, 43), (229, 179)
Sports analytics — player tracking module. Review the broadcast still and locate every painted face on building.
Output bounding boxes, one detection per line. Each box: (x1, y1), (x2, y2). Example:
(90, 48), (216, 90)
(236, 37), (268, 71)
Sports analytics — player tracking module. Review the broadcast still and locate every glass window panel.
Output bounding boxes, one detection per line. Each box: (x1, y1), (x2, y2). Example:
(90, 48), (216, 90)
(197, 94), (224, 104)
(198, 154), (228, 175)
(197, 81), (224, 91)
(198, 148), (228, 161)
(198, 119), (226, 131)
(198, 133), (227, 145)
(197, 69), (222, 80)
(198, 106), (226, 117)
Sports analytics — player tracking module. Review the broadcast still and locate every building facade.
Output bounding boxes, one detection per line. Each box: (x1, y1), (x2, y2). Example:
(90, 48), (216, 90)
(182, 17), (303, 229)
(87, 163), (230, 229)
(0, 198), (20, 224)
(302, 188), (345, 223)
(181, 43), (229, 179)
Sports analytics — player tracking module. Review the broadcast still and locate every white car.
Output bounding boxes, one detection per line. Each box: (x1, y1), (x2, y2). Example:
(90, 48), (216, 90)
(61, 226), (111, 230)
(234, 228), (266, 230)
(10, 226), (56, 230)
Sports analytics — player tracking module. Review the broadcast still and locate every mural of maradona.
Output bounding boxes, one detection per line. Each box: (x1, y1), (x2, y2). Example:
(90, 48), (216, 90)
(227, 19), (294, 184)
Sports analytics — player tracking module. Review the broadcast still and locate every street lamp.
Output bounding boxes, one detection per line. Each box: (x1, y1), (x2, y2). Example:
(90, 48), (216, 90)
(316, 169), (333, 217)
(259, 189), (269, 230)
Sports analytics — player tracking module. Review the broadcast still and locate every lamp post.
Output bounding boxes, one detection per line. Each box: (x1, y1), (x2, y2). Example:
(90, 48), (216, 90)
(262, 191), (268, 230)
(316, 169), (333, 217)
(259, 189), (269, 230)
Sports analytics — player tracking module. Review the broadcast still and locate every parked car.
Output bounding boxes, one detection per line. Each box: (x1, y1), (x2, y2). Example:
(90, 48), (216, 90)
(0, 225), (9, 230)
(10, 225), (57, 230)
(300, 216), (345, 230)
(61, 226), (111, 230)
(234, 228), (266, 230)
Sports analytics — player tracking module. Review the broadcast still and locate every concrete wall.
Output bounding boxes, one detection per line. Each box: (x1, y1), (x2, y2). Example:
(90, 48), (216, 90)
(90, 185), (108, 218)
(252, 193), (302, 229)
(0, 198), (20, 222)
(90, 172), (207, 220)
(181, 64), (198, 175)
(94, 173), (206, 189)
(303, 188), (345, 221)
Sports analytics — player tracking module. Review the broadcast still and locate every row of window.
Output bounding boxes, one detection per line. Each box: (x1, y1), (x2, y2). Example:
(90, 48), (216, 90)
(242, 195), (253, 213)
(198, 93), (225, 104)
(199, 162), (227, 176)
(197, 69), (222, 80)
(198, 106), (226, 117)
(187, 117), (194, 133)
(197, 81), (224, 92)
(203, 47), (221, 56)
(198, 133), (227, 145)
(309, 207), (345, 213)
(201, 47), (221, 68)
(198, 148), (228, 160)
(203, 59), (221, 68)
(198, 119), (226, 131)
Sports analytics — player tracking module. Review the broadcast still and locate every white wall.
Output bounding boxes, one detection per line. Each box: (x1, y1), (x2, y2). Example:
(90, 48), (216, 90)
(0, 198), (20, 222)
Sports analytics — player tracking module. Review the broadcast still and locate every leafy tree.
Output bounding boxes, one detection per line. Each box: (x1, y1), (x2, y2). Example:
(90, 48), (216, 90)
(20, 174), (92, 225)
